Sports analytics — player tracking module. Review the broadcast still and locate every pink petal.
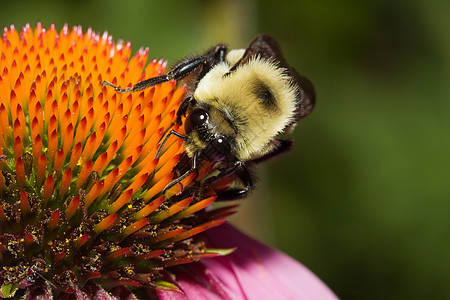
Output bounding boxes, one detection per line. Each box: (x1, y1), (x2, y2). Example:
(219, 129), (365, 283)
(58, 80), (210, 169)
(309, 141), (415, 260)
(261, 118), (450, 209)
(157, 224), (338, 300)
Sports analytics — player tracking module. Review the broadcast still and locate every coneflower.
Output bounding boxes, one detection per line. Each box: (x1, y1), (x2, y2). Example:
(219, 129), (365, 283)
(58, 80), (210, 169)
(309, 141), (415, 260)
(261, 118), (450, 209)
(0, 23), (337, 299)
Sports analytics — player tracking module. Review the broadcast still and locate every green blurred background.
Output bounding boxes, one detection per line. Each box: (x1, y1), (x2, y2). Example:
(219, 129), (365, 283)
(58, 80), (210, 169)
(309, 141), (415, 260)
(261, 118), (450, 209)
(2, 0), (449, 298)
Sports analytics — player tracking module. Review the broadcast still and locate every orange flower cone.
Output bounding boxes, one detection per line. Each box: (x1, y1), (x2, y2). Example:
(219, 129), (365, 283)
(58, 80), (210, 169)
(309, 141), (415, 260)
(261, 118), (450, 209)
(0, 23), (234, 298)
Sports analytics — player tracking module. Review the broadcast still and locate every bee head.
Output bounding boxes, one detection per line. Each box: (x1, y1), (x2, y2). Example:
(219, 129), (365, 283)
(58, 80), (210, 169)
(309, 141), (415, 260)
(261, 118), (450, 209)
(184, 106), (236, 162)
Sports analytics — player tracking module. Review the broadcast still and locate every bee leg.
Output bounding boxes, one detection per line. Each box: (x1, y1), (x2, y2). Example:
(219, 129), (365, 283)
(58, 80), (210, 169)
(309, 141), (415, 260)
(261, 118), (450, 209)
(103, 55), (209, 93)
(103, 45), (228, 93)
(102, 74), (172, 92)
(155, 129), (186, 158)
(203, 161), (254, 201)
(165, 44), (228, 83)
(163, 152), (198, 192)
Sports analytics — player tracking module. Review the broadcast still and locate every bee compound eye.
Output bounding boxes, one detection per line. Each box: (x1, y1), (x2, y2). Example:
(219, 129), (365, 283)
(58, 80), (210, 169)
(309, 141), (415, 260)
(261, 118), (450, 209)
(185, 108), (208, 134)
(205, 136), (230, 162)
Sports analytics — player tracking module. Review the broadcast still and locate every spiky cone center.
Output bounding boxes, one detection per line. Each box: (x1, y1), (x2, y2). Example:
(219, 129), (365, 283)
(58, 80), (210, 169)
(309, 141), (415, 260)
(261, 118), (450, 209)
(0, 23), (233, 298)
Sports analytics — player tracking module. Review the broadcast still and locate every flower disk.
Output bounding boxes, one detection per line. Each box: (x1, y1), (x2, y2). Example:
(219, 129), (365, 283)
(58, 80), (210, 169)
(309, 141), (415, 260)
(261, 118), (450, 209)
(0, 23), (232, 298)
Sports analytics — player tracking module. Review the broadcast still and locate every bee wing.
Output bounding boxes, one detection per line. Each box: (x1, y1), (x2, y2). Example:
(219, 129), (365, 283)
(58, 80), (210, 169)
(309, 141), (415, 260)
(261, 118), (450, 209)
(232, 35), (315, 122)
(243, 35), (285, 62)
(228, 35), (283, 72)
(291, 68), (315, 121)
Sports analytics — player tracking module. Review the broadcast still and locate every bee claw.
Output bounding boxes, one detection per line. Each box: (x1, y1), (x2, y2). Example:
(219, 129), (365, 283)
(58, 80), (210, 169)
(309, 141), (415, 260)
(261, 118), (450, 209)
(102, 80), (131, 93)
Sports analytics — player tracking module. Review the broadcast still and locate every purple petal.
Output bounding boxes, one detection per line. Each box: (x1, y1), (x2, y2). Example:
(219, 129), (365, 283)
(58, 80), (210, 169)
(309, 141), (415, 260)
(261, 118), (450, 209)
(157, 224), (338, 300)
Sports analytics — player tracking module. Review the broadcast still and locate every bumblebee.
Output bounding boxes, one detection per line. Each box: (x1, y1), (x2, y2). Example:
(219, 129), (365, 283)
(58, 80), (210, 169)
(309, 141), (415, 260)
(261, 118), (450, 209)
(103, 35), (315, 200)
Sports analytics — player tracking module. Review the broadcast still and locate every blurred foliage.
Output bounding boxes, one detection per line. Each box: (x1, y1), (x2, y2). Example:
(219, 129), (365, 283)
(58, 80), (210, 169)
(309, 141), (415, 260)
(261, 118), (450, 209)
(1, 0), (449, 299)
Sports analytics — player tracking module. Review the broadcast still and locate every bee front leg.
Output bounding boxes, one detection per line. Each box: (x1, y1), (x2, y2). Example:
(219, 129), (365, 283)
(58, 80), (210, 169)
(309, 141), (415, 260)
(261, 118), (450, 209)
(155, 129), (186, 158)
(163, 151), (198, 193)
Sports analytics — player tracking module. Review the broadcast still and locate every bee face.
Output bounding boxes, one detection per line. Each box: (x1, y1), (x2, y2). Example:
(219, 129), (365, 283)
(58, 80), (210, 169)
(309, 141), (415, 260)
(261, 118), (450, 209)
(183, 104), (237, 162)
